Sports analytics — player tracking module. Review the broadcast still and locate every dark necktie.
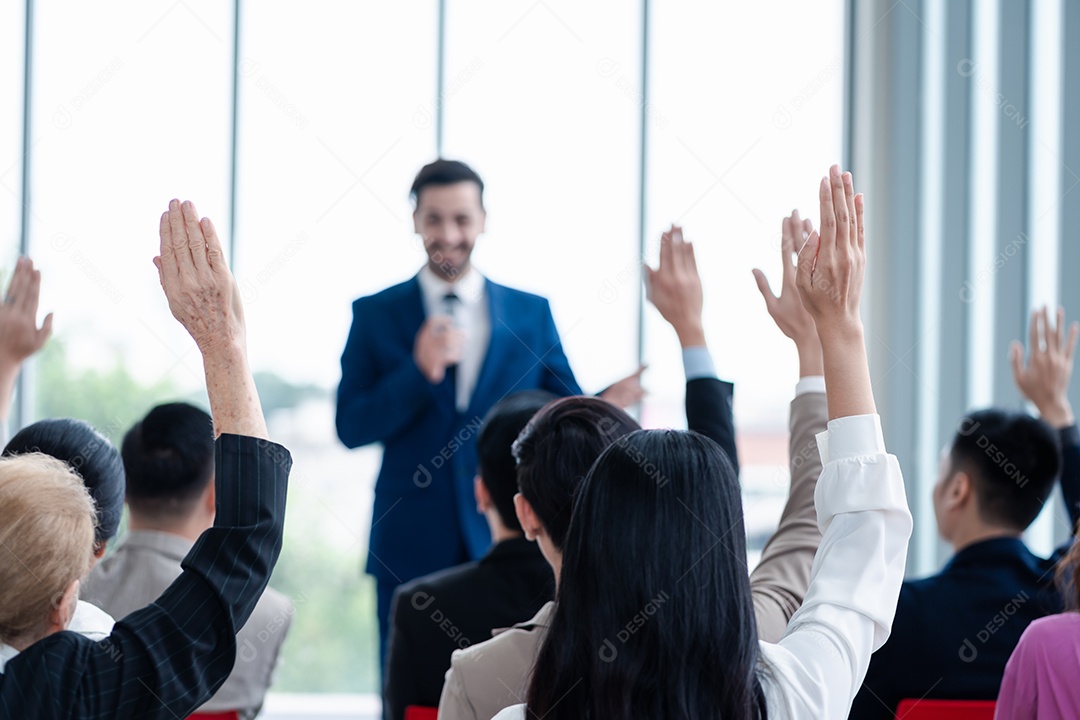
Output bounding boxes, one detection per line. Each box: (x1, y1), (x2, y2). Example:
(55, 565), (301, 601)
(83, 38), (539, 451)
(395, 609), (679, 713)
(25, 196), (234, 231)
(443, 292), (460, 396)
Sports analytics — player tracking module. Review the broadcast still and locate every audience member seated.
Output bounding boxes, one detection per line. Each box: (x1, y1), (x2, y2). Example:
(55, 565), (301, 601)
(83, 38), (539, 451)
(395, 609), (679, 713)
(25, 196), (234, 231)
(82, 401), (293, 720)
(0, 199), (291, 719)
(997, 470), (1080, 720)
(0, 256), (52, 443)
(439, 216), (829, 719)
(850, 307), (1080, 719)
(493, 165), (913, 719)
(382, 391), (557, 720)
(4, 418), (125, 641)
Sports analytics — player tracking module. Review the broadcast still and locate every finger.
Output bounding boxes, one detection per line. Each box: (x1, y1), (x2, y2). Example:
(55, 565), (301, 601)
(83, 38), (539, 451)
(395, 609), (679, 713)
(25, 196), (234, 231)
(17, 266), (41, 316)
(1009, 340), (1025, 386)
(752, 268), (778, 310)
(817, 176), (836, 267)
(36, 312), (53, 347)
(842, 171), (857, 249)
(830, 165), (849, 250)
(159, 206), (179, 280)
(684, 239), (699, 277)
(803, 217), (813, 241)
(781, 216), (796, 285)
(1066, 322), (1079, 365)
(1056, 306), (1066, 353)
(796, 229), (820, 298)
(182, 201), (211, 274)
(1036, 306), (1045, 354)
(658, 229), (673, 272)
(854, 193), (865, 250)
(1028, 309), (1039, 356)
(168, 199), (190, 271)
(201, 217), (229, 275)
(6, 256), (27, 303)
(671, 225), (687, 275)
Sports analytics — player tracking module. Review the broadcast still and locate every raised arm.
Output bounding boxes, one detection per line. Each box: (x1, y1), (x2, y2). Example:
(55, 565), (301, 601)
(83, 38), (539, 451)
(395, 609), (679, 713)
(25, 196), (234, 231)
(748, 210), (827, 642)
(0, 257), (53, 440)
(758, 167), (911, 718)
(1011, 306), (1080, 528)
(645, 224), (739, 471)
(36, 200), (290, 719)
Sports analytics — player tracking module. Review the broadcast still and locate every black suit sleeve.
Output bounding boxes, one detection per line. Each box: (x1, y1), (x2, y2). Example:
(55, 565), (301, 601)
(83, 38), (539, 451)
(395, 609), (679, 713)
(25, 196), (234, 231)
(1059, 425), (1080, 528)
(1, 434), (291, 720)
(383, 587), (420, 720)
(685, 377), (739, 476)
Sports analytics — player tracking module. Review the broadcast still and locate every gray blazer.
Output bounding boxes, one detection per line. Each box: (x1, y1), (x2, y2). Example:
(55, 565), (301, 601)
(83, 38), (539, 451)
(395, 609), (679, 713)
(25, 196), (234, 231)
(438, 390), (828, 720)
(82, 530), (293, 720)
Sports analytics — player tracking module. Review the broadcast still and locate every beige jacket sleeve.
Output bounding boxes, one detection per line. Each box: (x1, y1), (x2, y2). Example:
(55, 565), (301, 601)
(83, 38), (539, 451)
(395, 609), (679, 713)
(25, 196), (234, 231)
(750, 390), (827, 643)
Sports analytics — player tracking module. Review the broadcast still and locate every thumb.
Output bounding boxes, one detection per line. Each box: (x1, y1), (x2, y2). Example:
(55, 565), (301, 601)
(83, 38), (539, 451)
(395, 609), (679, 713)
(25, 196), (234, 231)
(752, 269), (776, 307)
(37, 312), (54, 345)
(796, 230), (820, 293)
(1009, 340), (1024, 385)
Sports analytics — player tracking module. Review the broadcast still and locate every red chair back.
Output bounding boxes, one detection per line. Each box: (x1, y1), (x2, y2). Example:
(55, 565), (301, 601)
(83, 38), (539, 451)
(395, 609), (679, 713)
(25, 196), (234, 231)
(404, 706), (438, 720)
(895, 699), (996, 719)
(187, 713), (240, 720)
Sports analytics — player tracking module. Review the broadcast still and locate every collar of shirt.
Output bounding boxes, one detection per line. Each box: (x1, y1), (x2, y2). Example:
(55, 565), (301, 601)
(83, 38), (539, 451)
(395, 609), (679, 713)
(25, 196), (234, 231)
(117, 529), (197, 563)
(943, 536), (1032, 572)
(0, 643), (18, 674)
(417, 263), (486, 315)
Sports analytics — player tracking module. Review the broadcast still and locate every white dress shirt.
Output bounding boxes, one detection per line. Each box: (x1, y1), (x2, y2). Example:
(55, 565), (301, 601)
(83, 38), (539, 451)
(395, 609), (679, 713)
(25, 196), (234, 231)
(493, 413), (912, 720)
(416, 264), (490, 412)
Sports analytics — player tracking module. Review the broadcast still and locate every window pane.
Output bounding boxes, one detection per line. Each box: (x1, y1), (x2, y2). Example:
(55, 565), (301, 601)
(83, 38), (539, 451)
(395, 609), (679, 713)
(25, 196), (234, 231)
(234, 0), (438, 694)
(30, 0), (233, 437)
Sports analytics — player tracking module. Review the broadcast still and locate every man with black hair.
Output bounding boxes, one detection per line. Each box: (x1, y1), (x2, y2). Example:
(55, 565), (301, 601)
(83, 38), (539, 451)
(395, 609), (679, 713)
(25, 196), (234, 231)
(849, 307), (1080, 719)
(381, 390), (557, 720)
(83, 402), (293, 720)
(336, 158), (646, 667)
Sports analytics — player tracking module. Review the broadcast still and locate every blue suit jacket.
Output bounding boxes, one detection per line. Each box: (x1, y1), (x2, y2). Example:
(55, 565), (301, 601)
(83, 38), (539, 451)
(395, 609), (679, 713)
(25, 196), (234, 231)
(336, 275), (581, 585)
(849, 424), (1080, 719)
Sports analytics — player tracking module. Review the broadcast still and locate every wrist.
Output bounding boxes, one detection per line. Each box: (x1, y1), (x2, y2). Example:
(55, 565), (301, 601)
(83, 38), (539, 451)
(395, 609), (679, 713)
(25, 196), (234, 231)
(1037, 399), (1075, 429)
(795, 342), (824, 378)
(675, 322), (706, 349)
(815, 319), (865, 351)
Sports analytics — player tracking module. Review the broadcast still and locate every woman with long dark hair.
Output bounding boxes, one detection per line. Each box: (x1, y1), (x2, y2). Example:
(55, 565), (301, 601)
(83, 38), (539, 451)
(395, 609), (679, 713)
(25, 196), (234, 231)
(495, 165), (913, 719)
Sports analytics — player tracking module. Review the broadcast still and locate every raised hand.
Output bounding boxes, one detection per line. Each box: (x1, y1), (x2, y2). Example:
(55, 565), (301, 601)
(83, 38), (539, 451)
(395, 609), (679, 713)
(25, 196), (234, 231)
(1010, 306), (1078, 428)
(154, 200), (245, 353)
(0, 256), (53, 368)
(753, 210), (823, 376)
(0, 256), (53, 424)
(797, 165), (874, 419)
(154, 199), (266, 439)
(414, 316), (465, 383)
(644, 224), (705, 348)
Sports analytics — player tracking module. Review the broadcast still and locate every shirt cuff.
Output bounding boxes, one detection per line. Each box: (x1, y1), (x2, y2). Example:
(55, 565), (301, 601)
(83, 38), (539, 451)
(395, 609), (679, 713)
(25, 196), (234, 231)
(795, 375), (826, 397)
(815, 413), (886, 463)
(682, 346), (717, 381)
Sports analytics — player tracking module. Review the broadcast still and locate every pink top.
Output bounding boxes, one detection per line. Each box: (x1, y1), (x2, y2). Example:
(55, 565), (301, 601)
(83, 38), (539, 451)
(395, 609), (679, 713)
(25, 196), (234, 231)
(996, 613), (1080, 720)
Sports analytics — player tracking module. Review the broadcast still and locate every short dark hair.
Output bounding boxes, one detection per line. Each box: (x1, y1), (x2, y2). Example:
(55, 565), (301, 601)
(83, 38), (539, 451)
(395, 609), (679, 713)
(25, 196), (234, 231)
(4, 418), (125, 544)
(513, 397), (640, 550)
(409, 159), (484, 207)
(476, 391), (557, 532)
(122, 402), (215, 521)
(949, 409), (1061, 531)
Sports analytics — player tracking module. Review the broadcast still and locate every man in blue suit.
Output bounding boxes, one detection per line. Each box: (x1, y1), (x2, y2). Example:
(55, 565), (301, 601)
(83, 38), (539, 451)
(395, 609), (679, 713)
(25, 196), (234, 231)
(336, 159), (644, 667)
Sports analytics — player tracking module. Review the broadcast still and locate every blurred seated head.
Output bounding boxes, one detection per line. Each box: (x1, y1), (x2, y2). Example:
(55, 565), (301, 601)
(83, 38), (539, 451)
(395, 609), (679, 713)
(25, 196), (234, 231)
(475, 390), (557, 539)
(511, 396), (640, 570)
(936, 409), (1061, 548)
(122, 402), (215, 539)
(4, 418), (124, 559)
(527, 429), (761, 718)
(0, 453), (96, 650)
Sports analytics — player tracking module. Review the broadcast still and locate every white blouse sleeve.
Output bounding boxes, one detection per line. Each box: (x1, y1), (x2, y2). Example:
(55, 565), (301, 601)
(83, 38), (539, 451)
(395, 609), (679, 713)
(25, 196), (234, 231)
(758, 414), (912, 720)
